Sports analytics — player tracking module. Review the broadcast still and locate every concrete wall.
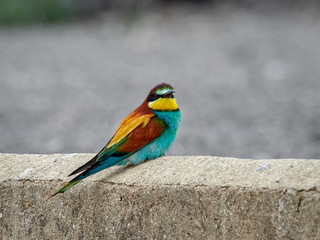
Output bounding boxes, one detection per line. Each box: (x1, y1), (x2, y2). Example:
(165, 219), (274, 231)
(0, 153), (319, 239)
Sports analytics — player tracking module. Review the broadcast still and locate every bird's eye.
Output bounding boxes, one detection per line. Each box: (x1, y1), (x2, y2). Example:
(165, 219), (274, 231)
(170, 94), (174, 98)
(147, 93), (160, 102)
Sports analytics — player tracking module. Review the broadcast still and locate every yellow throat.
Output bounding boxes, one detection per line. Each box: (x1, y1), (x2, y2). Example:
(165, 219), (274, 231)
(148, 98), (179, 111)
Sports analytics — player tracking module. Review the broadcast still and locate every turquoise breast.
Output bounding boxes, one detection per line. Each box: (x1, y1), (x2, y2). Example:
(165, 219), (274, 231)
(128, 110), (181, 165)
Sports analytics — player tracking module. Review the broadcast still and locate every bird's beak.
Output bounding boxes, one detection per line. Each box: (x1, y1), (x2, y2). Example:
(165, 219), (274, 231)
(163, 90), (175, 98)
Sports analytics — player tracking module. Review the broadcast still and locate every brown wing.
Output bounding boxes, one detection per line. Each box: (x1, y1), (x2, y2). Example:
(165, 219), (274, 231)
(107, 112), (155, 148)
(117, 116), (167, 153)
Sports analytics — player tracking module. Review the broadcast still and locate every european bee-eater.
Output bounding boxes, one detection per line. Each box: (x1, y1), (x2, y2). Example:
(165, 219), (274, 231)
(52, 83), (181, 197)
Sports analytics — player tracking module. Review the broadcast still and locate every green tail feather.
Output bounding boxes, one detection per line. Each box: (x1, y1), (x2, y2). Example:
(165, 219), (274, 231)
(51, 179), (82, 198)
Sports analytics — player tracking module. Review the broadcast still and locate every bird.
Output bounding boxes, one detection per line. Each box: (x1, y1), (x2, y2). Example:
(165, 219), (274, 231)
(51, 83), (181, 197)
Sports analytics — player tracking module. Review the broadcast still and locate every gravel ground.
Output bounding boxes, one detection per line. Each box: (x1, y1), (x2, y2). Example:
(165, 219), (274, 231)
(1, 5), (320, 159)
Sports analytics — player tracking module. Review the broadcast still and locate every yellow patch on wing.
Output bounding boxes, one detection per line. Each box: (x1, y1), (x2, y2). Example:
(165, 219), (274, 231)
(107, 113), (155, 148)
(148, 98), (179, 111)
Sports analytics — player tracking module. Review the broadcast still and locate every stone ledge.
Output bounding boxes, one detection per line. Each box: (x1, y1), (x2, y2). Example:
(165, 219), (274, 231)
(0, 154), (319, 239)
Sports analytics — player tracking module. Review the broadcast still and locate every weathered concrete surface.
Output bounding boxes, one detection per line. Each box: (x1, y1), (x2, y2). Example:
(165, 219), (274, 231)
(0, 153), (319, 239)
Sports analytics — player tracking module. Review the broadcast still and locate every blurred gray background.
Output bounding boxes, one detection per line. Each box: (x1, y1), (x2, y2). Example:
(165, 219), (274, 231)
(1, 1), (320, 159)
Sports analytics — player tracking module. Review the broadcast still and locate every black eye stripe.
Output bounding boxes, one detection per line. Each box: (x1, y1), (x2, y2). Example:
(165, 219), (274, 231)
(147, 94), (161, 102)
(147, 91), (175, 102)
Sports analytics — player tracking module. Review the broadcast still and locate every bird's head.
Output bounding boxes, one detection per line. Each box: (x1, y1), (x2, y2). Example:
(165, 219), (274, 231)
(147, 83), (179, 111)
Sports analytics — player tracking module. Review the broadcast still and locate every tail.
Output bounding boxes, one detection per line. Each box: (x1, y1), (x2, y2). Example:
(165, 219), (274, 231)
(50, 179), (82, 198)
(50, 156), (128, 198)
